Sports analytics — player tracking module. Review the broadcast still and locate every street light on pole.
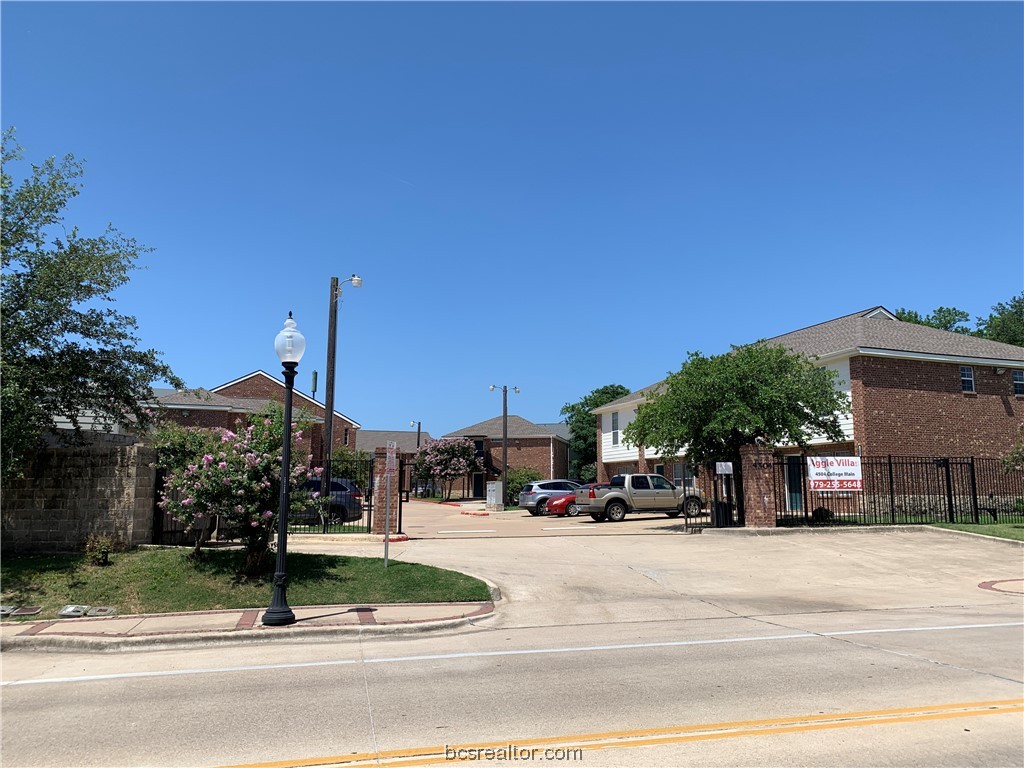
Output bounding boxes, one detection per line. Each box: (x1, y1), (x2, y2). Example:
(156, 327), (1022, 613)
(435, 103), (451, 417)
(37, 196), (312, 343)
(321, 274), (362, 500)
(489, 385), (519, 504)
(263, 312), (306, 627)
(410, 420), (421, 448)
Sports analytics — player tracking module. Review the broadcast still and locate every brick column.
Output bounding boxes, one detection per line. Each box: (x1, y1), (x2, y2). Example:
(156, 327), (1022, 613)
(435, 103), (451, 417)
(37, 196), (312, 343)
(371, 447), (402, 537)
(740, 444), (777, 528)
(596, 416), (610, 483)
(637, 445), (650, 473)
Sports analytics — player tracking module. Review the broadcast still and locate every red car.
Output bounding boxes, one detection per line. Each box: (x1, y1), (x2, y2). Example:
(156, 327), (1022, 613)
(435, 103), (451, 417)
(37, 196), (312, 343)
(544, 484), (599, 516)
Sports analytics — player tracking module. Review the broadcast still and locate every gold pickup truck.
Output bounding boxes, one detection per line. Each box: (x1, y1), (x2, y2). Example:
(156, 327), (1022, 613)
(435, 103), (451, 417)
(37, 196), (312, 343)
(575, 473), (706, 522)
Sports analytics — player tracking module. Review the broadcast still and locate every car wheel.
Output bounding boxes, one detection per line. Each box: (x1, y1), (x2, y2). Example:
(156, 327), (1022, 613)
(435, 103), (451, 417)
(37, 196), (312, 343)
(666, 509), (682, 518)
(590, 512), (606, 522)
(528, 506), (543, 517)
(684, 496), (702, 517)
(605, 501), (627, 522)
(566, 503), (581, 517)
(536, 499), (548, 516)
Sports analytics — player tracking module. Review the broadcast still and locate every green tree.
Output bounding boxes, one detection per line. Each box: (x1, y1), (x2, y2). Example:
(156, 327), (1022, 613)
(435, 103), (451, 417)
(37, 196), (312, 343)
(560, 383), (631, 481)
(894, 306), (972, 333)
(624, 343), (850, 515)
(1, 129), (182, 478)
(153, 403), (320, 574)
(976, 293), (1024, 347)
(412, 438), (483, 500)
(505, 466), (543, 505)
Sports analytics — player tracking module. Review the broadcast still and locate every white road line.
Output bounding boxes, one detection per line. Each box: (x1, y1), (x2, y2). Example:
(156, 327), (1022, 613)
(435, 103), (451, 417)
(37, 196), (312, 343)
(3, 622), (1020, 688)
(436, 530), (497, 534)
(542, 527), (589, 531)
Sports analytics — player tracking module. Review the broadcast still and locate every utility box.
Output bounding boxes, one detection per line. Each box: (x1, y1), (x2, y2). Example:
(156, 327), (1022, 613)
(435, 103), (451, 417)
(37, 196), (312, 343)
(486, 481), (503, 511)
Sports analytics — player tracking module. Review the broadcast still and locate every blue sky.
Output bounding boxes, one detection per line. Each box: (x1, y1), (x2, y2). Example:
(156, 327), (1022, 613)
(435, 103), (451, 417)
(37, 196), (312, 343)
(3, 2), (1022, 439)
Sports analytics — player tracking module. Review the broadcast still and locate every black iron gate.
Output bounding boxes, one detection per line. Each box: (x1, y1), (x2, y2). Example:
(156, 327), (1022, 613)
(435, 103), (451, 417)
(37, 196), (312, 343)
(775, 455), (1024, 527)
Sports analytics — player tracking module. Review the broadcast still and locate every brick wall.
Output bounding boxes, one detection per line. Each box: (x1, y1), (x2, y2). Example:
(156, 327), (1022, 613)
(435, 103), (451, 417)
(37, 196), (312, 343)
(1, 435), (157, 554)
(851, 356), (1022, 458)
(740, 445), (777, 527)
(371, 447), (401, 535)
(486, 437), (569, 480)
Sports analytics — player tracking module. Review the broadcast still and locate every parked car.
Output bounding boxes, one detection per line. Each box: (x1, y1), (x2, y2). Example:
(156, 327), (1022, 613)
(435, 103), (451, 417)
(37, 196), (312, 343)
(576, 473), (706, 522)
(545, 483), (602, 516)
(518, 480), (581, 516)
(298, 477), (364, 524)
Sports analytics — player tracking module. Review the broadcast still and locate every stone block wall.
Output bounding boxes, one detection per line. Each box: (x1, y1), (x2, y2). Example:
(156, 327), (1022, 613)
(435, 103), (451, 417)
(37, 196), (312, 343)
(1, 435), (158, 553)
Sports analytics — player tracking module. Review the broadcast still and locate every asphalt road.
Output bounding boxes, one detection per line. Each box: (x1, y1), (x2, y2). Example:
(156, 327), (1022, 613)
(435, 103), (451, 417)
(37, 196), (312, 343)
(3, 516), (1022, 768)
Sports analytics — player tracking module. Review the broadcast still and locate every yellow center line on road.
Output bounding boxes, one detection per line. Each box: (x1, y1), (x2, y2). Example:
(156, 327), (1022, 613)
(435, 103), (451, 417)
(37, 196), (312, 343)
(218, 698), (1024, 768)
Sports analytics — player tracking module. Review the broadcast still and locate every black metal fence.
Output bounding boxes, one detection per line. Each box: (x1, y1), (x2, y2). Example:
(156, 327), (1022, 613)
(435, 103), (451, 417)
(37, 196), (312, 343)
(774, 456), (1024, 527)
(288, 457), (376, 534)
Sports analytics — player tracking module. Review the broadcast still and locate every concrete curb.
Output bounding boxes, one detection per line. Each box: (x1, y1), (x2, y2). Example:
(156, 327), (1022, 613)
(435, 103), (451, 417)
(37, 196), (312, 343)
(703, 525), (1024, 547)
(0, 602), (497, 654)
(0, 612), (498, 654)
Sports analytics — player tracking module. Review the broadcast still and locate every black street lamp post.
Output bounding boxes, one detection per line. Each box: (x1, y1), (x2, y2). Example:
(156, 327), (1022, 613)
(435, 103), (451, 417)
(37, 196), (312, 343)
(489, 385), (519, 503)
(410, 420), (421, 448)
(263, 312), (306, 627)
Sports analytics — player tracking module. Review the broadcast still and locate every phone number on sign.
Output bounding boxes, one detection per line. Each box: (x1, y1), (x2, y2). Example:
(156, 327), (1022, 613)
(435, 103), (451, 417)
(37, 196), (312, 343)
(809, 480), (862, 491)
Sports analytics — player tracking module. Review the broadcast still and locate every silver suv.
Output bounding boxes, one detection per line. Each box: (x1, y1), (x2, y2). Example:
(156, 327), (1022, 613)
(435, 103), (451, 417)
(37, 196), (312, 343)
(518, 480), (581, 516)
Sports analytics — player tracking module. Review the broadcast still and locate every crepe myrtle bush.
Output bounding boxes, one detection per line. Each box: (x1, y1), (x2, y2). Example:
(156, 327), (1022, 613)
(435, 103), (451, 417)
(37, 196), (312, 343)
(154, 404), (322, 575)
(413, 438), (484, 501)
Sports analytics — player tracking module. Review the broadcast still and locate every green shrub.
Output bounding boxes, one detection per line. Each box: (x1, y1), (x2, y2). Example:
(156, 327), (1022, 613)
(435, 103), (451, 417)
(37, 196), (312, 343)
(505, 467), (543, 504)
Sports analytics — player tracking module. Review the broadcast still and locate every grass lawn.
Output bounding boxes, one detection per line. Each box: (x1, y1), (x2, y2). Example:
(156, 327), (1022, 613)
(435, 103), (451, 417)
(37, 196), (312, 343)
(932, 523), (1024, 542)
(0, 547), (492, 620)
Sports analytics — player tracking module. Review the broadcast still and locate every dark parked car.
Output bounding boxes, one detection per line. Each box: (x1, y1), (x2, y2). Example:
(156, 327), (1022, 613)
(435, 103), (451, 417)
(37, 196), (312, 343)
(297, 478), (364, 524)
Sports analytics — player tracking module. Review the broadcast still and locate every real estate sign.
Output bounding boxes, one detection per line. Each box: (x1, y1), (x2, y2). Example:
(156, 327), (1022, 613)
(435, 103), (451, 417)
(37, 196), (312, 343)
(806, 456), (862, 491)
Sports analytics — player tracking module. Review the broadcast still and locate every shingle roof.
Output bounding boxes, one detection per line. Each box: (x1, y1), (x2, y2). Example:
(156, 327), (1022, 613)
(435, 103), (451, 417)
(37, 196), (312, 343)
(537, 422), (571, 441)
(593, 306), (1024, 413)
(149, 389), (253, 409)
(763, 307), (1024, 362)
(358, 430), (435, 454)
(443, 415), (567, 441)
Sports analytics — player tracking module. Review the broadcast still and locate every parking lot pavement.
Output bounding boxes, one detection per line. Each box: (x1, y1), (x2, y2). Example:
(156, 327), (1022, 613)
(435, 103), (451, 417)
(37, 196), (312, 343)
(401, 499), (691, 538)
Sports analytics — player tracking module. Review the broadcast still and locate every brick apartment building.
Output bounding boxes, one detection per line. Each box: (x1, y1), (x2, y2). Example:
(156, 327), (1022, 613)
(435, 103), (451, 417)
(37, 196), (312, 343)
(150, 370), (360, 468)
(593, 307), (1024, 484)
(442, 415), (570, 498)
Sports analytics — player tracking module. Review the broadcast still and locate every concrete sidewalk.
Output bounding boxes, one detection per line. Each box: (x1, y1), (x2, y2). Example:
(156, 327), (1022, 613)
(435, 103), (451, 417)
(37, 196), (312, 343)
(0, 600), (495, 652)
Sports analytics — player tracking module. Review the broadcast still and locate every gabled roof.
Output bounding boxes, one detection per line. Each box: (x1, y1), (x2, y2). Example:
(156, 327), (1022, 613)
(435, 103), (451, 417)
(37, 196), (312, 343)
(210, 370), (361, 428)
(443, 415), (568, 441)
(537, 422), (571, 441)
(359, 430), (435, 454)
(763, 306), (1024, 364)
(149, 388), (272, 412)
(592, 306), (1024, 414)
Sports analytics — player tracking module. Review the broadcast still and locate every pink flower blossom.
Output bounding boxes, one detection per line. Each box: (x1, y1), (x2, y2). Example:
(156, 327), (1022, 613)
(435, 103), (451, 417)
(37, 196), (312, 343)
(218, 462), (227, 470)
(262, 511), (273, 519)
(181, 498), (194, 507)
(250, 521), (260, 527)
(202, 454), (214, 467)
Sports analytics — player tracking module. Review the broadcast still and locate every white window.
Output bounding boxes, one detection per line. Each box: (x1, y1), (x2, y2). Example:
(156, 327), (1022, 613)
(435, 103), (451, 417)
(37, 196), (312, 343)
(344, 427), (350, 446)
(960, 366), (975, 393)
(611, 412), (619, 445)
(1014, 370), (1024, 396)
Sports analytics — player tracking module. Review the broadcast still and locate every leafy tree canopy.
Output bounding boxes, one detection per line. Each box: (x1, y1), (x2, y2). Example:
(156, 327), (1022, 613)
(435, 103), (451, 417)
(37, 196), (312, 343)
(895, 294), (1024, 347)
(976, 294), (1024, 348)
(894, 306), (972, 334)
(560, 383), (631, 481)
(624, 343), (850, 467)
(1, 129), (182, 478)
(413, 438), (483, 501)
